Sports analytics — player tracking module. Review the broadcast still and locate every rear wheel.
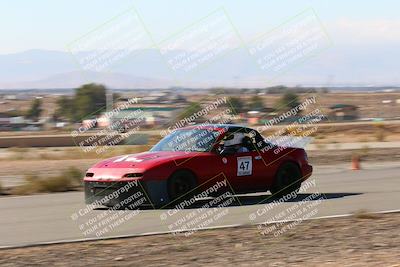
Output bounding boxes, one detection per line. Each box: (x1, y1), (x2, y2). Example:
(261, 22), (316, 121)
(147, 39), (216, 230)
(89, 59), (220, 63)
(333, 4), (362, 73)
(270, 162), (302, 198)
(167, 170), (197, 203)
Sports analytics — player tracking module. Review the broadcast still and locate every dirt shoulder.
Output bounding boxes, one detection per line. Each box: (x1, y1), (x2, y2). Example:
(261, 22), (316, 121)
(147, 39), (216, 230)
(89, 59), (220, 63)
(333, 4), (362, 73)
(308, 147), (400, 165)
(0, 212), (398, 266)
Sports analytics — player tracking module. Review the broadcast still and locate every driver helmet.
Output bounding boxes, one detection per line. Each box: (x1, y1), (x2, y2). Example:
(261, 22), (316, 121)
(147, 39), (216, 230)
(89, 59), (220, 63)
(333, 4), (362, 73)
(224, 133), (245, 147)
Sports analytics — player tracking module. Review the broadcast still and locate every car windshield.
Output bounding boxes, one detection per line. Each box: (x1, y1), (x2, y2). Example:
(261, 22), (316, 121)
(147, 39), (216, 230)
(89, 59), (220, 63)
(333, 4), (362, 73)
(151, 128), (220, 152)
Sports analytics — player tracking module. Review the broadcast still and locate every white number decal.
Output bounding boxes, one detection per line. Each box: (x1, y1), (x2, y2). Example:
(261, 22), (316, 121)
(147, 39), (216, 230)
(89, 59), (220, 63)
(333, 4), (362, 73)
(237, 156), (252, 176)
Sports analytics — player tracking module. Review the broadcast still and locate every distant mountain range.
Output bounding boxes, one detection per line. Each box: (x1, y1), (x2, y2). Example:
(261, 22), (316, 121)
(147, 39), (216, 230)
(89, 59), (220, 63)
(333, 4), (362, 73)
(0, 46), (400, 89)
(2, 70), (172, 89)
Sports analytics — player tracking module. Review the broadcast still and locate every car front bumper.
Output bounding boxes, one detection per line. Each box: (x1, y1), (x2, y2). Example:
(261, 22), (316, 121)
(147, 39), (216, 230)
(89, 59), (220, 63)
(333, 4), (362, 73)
(84, 180), (170, 208)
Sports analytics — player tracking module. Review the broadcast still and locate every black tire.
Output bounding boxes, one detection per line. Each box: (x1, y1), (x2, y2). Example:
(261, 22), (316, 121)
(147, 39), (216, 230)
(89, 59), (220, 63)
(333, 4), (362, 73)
(167, 170), (197, 202)
(270, 162), (302, 198)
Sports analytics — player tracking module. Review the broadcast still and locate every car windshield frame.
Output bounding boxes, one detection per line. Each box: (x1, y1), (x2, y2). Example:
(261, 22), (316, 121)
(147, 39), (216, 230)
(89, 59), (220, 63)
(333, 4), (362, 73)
(150, 128), (221, 152)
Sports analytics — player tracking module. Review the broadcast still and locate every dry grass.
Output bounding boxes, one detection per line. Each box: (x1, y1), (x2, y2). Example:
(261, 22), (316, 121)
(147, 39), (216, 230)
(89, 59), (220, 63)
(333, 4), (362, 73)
(359, 145), (370, 158)
(1, 145), (152, 161)
(353, 209), (381, 219)
(11, 167), (83, 195)
(374, 123), (387, 142)
(375, 129), (386, 141)
(7, 147), (29, 153)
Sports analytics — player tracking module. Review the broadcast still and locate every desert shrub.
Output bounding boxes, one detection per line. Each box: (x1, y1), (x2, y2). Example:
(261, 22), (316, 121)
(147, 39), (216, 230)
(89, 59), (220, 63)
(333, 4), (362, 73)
(11, 175), (41, 195)
(39, 175), (73, 192)
(358, 137), (370, 142)
(353, 209), (380, 220)
(375, 129), (386, 142)
(8, 147), (28, 153)
(359, 145), (370, 158)
(11, 168), (83, 195)
(38, 153), (53, 160)
(63, 167), (83, 186)
(60, 148), (83, 159)
(374, 123), (386, 141)
(15, 145), (155, 161)
(315, 143), (326, 150)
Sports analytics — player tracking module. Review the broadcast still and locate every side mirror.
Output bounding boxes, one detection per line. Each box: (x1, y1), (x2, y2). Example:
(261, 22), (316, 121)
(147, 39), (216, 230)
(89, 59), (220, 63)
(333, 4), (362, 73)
(219, 146), (236, 156)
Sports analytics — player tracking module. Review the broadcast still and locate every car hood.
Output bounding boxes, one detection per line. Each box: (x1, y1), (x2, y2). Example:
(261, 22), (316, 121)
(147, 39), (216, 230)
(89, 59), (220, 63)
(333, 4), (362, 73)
(91, 150), (200, 170)
(86, 151), (203, 181)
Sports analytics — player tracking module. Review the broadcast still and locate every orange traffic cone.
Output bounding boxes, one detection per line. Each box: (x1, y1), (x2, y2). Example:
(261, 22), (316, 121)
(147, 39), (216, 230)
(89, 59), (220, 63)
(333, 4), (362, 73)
(351, 155), (361, 170)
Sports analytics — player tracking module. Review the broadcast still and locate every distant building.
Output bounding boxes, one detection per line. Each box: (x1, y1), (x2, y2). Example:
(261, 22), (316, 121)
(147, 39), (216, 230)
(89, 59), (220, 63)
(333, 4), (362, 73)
(0, 113), (12, 128)
(329, 104), (359, 121)
(0, 113), (37, 131)
(246, 108), (276, 125)
(98, 106), (182, 130)
(139, 93), (187, 104)
(247, 111), (261, 125)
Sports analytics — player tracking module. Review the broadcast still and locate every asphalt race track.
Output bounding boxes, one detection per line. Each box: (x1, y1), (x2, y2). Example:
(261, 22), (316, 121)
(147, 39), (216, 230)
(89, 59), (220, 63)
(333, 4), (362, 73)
(0, 162), (399, 248)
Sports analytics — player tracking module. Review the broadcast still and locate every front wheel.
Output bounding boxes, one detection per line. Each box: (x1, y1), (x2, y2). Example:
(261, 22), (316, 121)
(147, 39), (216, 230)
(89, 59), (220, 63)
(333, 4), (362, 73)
(167, 170), (197, 203)
(270, 162), (302, 198)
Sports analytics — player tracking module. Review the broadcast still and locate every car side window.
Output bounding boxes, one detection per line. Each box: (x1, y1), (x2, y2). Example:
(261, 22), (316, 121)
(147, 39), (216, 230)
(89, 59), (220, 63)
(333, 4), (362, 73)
(218, 131), (257, 154)
(241, 135), (256, 152)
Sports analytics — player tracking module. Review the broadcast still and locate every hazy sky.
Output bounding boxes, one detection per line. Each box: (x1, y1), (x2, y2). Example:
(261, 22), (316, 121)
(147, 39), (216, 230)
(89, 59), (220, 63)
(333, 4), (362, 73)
(1, 0), (399, 54)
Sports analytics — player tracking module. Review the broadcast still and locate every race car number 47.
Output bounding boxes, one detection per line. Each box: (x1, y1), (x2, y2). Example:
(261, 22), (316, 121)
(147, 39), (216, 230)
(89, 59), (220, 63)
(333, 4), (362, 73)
(237, 156), (252, 176)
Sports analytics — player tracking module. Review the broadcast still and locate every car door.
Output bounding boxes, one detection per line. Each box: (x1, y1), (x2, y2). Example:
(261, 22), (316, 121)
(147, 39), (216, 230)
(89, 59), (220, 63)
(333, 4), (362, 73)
(222, 150), (267, 193)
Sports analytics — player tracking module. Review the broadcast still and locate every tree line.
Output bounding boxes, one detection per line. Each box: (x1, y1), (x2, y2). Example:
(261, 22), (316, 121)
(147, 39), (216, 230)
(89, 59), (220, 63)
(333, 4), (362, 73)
(25, 83), (303, 122)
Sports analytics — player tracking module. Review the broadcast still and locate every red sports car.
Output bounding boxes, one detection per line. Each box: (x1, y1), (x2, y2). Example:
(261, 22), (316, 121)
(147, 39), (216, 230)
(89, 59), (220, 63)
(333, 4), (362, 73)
(84, 124), (312, 208)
